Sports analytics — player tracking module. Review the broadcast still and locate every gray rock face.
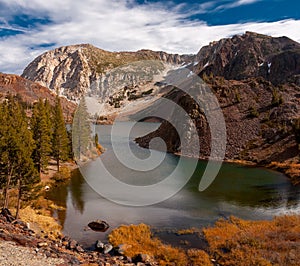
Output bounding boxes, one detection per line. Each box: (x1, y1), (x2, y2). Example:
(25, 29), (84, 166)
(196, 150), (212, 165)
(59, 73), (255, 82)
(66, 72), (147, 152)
(22, 44), (193, 102)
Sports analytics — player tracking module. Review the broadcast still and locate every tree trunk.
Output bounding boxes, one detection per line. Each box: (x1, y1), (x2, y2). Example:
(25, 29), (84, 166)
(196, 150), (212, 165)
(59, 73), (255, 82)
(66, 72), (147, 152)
(3, 168), (13, 209)
(3, 175), (11, 208)
(15, 178), (22, 219)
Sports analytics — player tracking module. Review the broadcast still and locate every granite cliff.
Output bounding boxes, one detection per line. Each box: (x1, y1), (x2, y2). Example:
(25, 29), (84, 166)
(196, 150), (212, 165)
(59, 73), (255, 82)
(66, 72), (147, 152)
(22, 44), (192, 101)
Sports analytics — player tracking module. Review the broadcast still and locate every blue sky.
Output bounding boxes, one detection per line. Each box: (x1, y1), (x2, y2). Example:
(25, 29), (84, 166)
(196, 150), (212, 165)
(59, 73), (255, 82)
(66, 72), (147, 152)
(0, 0), (299, 74)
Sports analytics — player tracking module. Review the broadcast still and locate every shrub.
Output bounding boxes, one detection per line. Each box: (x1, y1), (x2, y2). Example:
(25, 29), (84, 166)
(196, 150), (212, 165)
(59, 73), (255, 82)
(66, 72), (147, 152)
(187, 249), (213, 266)
(52, 166), (71, 182)
(271, 89), (284, 106)
(203, 215), (300, 266)
(235, 90), (241, 103)
(109, 224), (188, 265)
(248, 106), (259, 118)
(176, 227), (201, 235)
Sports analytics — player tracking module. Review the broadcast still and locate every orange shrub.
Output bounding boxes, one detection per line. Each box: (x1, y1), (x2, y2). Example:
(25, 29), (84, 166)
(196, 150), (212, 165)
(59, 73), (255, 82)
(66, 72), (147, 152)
(204, 215), (300, 266)
(109, 223), (211, 266)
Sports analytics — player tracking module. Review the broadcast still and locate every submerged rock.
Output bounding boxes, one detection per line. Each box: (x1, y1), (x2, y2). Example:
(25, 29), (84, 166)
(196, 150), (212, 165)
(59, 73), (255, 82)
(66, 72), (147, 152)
(88, 220), (109, 232)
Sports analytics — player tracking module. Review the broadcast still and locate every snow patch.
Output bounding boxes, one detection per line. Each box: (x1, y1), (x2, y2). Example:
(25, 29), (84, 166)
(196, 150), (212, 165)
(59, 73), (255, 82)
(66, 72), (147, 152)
(177, 63), (189, 69)
(187, 71), (193, 78)
(203, 61), (210, 69)
(268, 62), (272, 74)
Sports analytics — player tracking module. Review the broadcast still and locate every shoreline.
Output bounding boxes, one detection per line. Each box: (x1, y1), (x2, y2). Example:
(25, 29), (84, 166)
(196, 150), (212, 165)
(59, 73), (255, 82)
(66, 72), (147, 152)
(2, 207), (300, 265)
(1, 149), (300, 265)
(171, 150), (299, 185)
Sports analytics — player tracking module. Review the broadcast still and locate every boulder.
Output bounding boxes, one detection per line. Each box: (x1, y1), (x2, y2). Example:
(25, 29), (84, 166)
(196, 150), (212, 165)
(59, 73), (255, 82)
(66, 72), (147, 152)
(95, 240), (105, 251)
(1, 208), (15, 223)
(88, 220), (109, 232)
(103, 244), (113, 254)
(37, 242), (48, 248)
(76, 245), (84, 253)
(68, 240), (77, 250)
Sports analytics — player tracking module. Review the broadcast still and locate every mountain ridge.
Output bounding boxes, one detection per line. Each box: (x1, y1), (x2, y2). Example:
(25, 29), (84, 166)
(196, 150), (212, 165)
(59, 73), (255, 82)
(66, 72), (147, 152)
(193, 31), (300, 85)
(21, 44), (193, 101)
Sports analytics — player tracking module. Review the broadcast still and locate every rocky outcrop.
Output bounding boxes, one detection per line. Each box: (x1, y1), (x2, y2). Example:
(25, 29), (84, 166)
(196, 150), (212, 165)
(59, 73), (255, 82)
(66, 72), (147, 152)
(22, 44), (193, 101)
(137, 33), (300, 164)
(194, 31), (300, 85)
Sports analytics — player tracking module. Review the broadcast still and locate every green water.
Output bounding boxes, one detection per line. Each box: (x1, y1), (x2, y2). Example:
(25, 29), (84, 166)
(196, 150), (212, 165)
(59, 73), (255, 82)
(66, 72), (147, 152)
(48, 122), (300, 248)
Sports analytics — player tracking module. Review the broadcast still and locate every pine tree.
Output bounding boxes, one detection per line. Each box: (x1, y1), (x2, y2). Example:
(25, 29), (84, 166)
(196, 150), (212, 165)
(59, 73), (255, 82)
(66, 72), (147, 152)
(14, 132), (38, 219)
(72, 97), (91, 160)
(52, 95), (69, 171)
(44, 99), (53, 137)
(31, 99), (52, 175)
(95, 133), (99, 147)
(0, 100), (10, 194)
(0, 96), (38, 211)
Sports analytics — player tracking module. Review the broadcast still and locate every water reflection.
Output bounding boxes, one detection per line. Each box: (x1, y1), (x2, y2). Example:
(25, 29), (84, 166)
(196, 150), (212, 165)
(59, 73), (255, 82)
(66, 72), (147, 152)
(47, 122), (300, 247)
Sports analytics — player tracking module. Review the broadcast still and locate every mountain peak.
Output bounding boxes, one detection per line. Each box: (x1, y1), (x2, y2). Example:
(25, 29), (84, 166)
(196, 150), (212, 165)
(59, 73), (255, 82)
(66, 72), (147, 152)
(21, 44), (193, 101)
(194, 31), (300, 85)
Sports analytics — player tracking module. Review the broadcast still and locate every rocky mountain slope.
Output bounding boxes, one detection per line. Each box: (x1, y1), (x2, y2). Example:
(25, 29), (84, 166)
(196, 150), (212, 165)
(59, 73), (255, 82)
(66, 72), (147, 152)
(193, 31), (300, 85)
(136, 32), (300, 169)
(0, 73), (76, 121)
(22, 44), (192, 102)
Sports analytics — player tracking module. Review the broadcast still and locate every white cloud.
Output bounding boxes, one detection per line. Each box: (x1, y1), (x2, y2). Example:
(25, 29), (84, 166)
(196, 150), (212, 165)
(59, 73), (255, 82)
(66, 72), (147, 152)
(0, 0), (300, 74)
(214, 0), (262, 11)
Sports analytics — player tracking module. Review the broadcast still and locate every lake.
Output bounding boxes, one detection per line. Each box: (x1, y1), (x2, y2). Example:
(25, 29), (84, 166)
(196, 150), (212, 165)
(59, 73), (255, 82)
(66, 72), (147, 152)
(48, 122), (300, 249)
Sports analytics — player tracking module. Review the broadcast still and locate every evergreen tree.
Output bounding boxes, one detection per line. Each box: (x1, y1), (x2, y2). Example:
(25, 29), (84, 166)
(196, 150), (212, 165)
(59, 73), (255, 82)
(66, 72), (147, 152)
(52, 95), (69, 171)
(0, 100), (10, 192)
(15, 140), (38, 219)
(44, 99), (53, 137)
(95, 133), (99, 147)
(72, 97), (91, 160)
(0, 96), (38, 210)
(31, 99), (52, 175)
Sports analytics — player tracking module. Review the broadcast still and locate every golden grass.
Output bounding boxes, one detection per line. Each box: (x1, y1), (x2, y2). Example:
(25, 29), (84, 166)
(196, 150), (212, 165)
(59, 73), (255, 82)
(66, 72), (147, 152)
(176, 227), (201, 235)
(204, 215), (300, 266)
(187, 249), (213, 266)
(18, 206), (62, 239)
(109, 223), (212, 266)
(269, 161), (300, 185)
(1, 185), (63, 239)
